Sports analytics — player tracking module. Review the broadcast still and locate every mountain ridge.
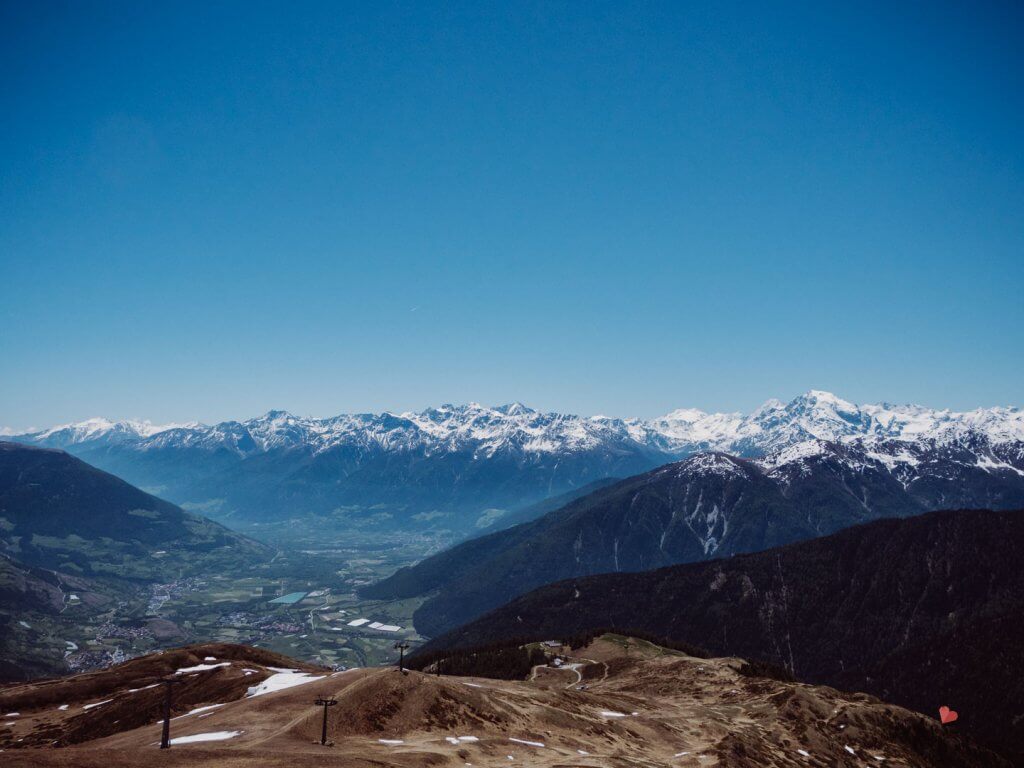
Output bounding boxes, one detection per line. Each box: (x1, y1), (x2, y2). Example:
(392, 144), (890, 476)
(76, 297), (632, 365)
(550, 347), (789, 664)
(415, 508), (1024, 761)
(365, 436), (1024, 635)
(8, 391), (1023, 535)
(0, 441), (269, 577)
(0, 633), (1007, 767)
(12, 390), (1024, 457)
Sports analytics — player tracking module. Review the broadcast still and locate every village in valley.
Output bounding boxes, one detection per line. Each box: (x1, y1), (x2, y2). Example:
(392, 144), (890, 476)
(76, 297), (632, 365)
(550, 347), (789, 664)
(26, 531), (437, 677)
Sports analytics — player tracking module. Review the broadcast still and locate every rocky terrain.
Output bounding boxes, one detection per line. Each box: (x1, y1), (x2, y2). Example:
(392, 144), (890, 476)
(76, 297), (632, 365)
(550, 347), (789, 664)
(417, 509), (1024, 761)
(0, 636), (1005, 767)
(0, 642), (324, 750)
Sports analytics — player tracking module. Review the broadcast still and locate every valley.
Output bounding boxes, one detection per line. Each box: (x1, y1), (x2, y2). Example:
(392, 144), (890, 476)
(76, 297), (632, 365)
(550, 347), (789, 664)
(0, 442), (445, 678)
(3, 534), (432, 680)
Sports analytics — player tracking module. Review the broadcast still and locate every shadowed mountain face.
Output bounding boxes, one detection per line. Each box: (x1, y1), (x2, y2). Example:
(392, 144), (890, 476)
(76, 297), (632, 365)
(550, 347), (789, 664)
(0, 441), (269, 578)
(0, 635), (1007, 767)
(365, 440), (1024, 637)
(418, 509), (1024, 761)
(0, 442), (272, 681)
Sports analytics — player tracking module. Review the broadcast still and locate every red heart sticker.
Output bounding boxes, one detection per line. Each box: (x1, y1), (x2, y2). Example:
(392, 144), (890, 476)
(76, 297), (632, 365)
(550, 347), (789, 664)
(939, 706), (958, 724)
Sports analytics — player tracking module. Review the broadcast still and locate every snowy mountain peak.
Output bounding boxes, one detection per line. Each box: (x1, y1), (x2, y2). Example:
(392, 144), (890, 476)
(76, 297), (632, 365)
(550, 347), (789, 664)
(675, 451), (750, 478)
(750, 398), (785, 417)
(258, 409), (296, 421)
(494, 402), (535, 416)
(661, 408), (710, 423)
(35, 417), (199, 442)
(802, 389), (855, 406)
(757, 439), (832, 470)
(783, 390), (863, 421)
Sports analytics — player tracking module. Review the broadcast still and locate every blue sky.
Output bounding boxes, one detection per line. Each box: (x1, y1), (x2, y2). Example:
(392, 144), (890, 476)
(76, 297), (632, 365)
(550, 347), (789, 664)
(1, 1), (1022, 429)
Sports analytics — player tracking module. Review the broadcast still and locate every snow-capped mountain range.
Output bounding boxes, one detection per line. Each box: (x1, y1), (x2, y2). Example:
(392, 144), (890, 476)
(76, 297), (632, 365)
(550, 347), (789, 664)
(13, 390), (1024, 457)
(6, 391), (1023, 535)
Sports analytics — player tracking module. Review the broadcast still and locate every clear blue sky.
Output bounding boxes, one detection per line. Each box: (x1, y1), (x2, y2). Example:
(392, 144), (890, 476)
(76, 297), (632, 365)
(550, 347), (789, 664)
(1, 1), (1022, 429)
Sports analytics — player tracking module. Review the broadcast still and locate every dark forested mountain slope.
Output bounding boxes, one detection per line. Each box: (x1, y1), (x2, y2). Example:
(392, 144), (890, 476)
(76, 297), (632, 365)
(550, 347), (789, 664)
(368, 440), (1024, 636)
(0, 441), (268, 578)
(0, 441), (272, 680)
(418, 508), (1024, 761)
